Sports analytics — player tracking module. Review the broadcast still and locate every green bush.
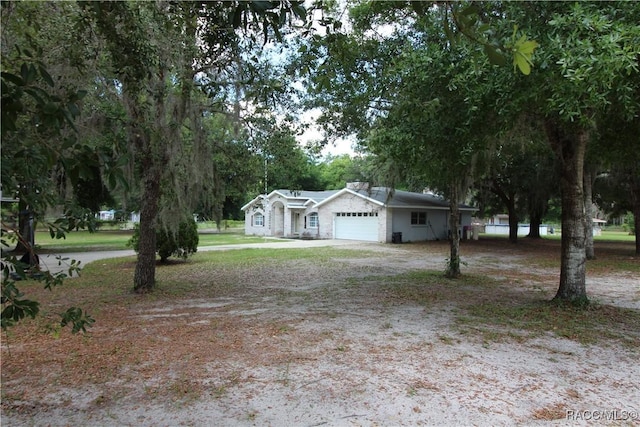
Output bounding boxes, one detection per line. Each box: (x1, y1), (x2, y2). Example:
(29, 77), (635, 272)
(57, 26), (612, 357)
(622, 212), (635, 235)
(128, 218), (198, 262)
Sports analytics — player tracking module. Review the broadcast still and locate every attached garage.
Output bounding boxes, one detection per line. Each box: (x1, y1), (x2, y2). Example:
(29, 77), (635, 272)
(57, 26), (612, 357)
(334, 212), (379, 241)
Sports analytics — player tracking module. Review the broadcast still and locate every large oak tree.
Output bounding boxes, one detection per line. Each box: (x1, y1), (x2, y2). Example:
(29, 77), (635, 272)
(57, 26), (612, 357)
(84, 1), (306, 293)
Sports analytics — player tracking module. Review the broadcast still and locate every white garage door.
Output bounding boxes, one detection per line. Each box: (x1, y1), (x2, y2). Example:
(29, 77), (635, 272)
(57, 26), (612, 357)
(334, 212), (379, 241)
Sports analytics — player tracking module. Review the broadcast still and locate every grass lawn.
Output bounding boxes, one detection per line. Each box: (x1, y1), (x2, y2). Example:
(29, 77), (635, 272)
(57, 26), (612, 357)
(2, 238), (638, 425)
(596, 230), (636, 242)
(30, 229), (286, 253)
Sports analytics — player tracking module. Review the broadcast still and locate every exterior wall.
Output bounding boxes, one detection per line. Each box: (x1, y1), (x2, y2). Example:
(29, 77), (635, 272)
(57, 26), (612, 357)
(244, 194), (321, 239)
(391, 209), (450, 242)
(317, 192), (385, 241)
(244, 206), (268, 236)
(271, 200), (285, 236)
(460, 212), (473, 233)
(300, 209), (322, 239)
(390, 209), (474, 242)
(384, 208), (393, 243)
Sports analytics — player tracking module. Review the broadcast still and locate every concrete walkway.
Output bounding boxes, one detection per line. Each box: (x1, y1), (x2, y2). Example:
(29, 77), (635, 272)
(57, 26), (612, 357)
(38, 239), (369, 276)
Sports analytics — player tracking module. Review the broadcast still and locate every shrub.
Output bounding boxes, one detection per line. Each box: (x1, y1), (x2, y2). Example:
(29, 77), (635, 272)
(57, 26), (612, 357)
(128, 218), (198, 262)
(622, 212), (635, 235)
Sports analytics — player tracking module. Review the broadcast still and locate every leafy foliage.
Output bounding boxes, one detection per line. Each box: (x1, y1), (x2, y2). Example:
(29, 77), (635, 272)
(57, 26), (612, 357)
(1, 18), (95, 333)
(81, 1), (310, 292)
(128, 218), (199, 263)
(1, 250), (93, 333)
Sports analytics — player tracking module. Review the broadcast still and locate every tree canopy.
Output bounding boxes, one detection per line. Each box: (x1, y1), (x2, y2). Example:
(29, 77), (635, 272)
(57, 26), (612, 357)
(296, 1), (639, 298)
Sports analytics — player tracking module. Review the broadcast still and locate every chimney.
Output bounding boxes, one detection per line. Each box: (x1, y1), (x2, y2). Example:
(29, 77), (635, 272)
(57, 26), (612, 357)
(346, 182), (370, 191)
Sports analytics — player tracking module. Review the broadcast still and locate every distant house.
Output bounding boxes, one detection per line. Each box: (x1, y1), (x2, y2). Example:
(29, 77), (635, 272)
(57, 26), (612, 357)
(592, 218), (607, 236)
(242, 183), (476, 243)
(484, 215), (606, 236)
(98, 210), (115, 221)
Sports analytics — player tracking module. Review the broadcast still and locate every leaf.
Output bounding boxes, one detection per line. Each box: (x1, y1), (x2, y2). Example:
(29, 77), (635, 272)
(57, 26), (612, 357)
(460, 4), (480, 17)
(27, 64), (38, 84)
(519, 40), (539, 56)
(43, 102), (58, 114)
(291, 3), (306, 21)
(512, 33), (538, 75)
(514, 53), (532, 75)
(23, 87), (46, 105)
(484, 44), (507, 66)
(1, 71), (24, 86)
(443, 18), (455, 46)
(232, 5), (243, 29)
(251, 1), (275, 13)
(38, 65), (54, 87)
(20, 63), (29, 82)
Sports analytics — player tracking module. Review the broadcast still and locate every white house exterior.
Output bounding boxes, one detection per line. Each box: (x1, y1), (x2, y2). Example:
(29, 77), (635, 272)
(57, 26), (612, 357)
(242, 183), (476, 243)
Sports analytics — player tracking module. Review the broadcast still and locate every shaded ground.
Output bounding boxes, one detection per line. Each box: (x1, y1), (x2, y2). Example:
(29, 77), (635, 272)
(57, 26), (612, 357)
(1, 238), (639, 426)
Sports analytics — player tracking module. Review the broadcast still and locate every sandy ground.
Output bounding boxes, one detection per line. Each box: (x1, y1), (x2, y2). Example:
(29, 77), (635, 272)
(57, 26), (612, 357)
(1, 239), (639, 426)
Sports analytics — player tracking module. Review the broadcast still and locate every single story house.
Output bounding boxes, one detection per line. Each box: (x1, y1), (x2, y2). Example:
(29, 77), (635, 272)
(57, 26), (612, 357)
(242, 183), (476, 243)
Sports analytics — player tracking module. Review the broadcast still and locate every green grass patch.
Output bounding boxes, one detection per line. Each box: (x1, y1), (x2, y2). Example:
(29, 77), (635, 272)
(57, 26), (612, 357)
(186, 246), (362, 267)
(364, 270), (639, 348)
(372, 270), (501, 307)
(595, 231), (636, 242)
(30, 230), (288, 253)
(458, 299), (640, 347)
(79, 247), (371, 297)
(33, 230), (134, 251)
(588, 258), (640, 274)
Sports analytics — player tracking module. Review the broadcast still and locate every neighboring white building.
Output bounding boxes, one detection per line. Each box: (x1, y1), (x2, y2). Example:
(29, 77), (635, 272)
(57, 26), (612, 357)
(242, 183), (476, 243)
(98, 210), (116, 221)
(484, 215), (607, 236)
(484, 223), (549, 236)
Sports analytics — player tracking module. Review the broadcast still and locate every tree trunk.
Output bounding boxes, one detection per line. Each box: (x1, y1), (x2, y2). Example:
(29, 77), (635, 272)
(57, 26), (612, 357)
(507, 209), (519, 244)
(528, 211), (542, 238)
(15, 200), (33, 254)
(491, 180), (519, 243)
(634, 204), (640, 256)
(134, 163), (161, 293)
(583, 169), (595, 260)
(446, 184), (461, 278)
(631, 173), (640, 255)
(527, 191), (548, 239)
(545, 120), (588, 302)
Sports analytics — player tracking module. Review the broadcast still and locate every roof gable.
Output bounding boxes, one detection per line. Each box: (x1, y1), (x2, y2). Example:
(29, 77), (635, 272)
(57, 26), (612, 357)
(244, 187), (476, 211)
(315, 188), (385, 208)
(242, 189), (340, 211)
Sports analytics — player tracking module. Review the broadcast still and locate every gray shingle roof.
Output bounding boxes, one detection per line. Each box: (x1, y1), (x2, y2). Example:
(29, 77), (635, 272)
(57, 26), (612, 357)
(274, 189), (339, 203)
(274, 187), (475, 210)
(356, 187), (451, 209)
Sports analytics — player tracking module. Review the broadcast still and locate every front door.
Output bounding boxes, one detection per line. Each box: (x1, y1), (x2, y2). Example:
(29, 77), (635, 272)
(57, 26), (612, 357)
(293, 212), (300, 234)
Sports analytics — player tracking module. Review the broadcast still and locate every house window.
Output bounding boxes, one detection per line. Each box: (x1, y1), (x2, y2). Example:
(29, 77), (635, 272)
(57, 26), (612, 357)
(308, 212), (319, 228)
(411, 212), (427, 225)
(253, 212), (264, 226)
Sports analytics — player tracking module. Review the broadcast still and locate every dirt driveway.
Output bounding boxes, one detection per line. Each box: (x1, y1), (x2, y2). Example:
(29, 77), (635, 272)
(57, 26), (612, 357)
(2, 239), (639, 426)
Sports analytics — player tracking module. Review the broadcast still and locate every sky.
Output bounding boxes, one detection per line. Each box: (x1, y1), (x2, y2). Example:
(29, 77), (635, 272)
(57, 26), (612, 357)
(298, 109), (357, 158)
(295, 0), (357, 159)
